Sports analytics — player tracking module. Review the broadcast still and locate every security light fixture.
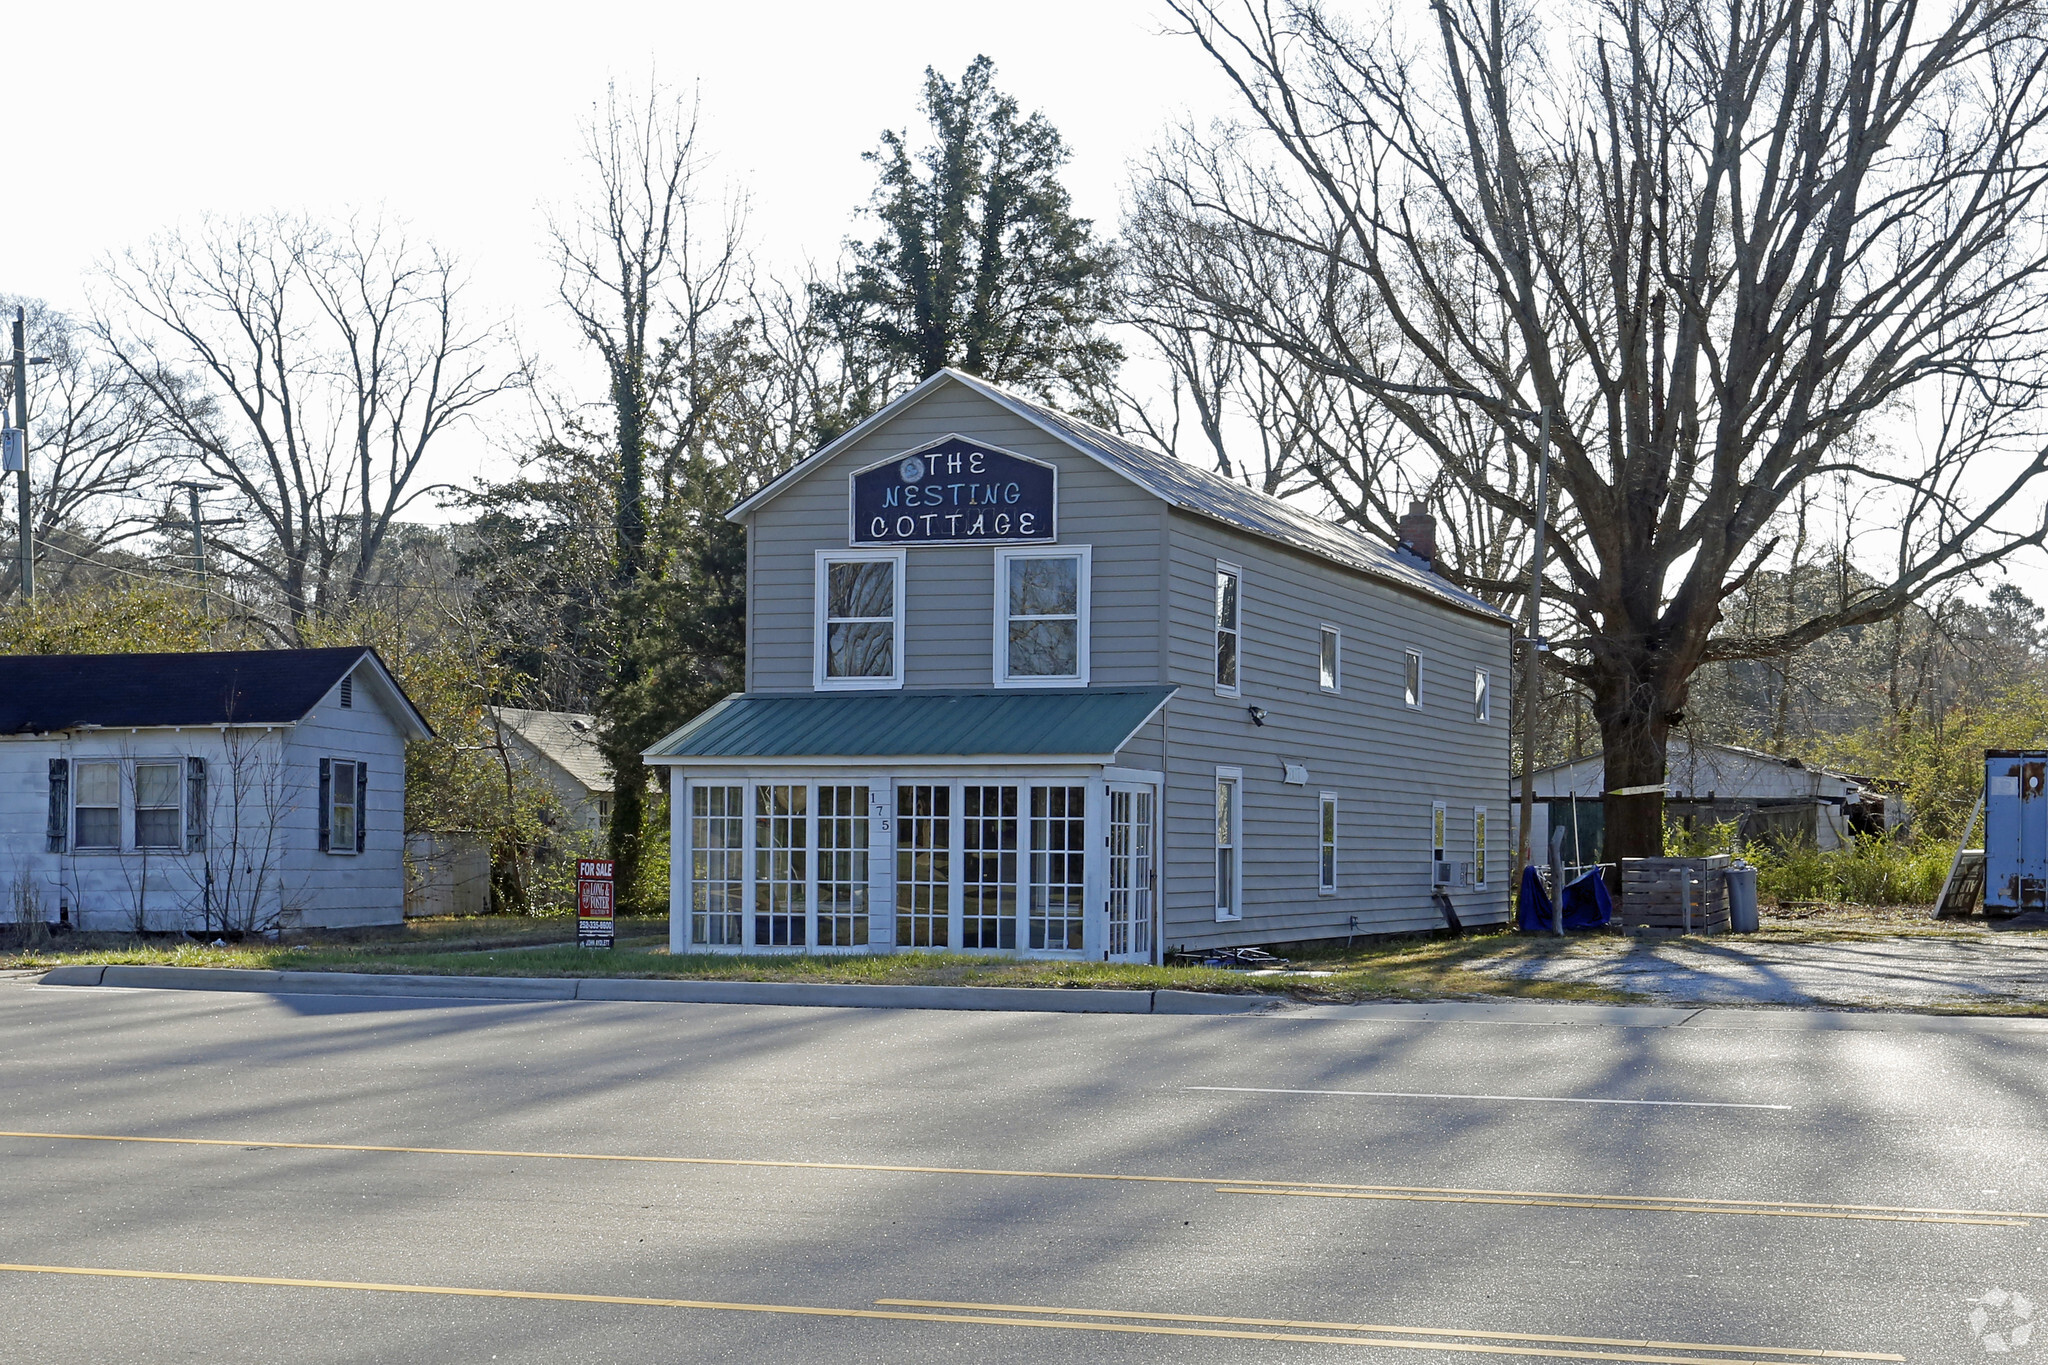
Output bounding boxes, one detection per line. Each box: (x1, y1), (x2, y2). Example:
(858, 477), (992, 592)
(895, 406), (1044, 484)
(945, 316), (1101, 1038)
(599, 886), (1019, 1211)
(1247, 705), (1268, 727)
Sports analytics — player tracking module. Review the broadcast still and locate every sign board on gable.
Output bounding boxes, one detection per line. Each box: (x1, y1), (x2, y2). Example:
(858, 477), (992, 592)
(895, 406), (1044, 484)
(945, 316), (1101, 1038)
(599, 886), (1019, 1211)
(577, 858), (615, 948)
(850, 435), (1055, 547)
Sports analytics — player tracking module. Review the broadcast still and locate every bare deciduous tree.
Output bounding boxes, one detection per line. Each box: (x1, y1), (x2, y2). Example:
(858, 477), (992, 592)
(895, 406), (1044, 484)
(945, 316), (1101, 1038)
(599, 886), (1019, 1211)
(1139, 0), (2048, 858)
(0, 296), (161, 590)
(95, 213), (520, 635)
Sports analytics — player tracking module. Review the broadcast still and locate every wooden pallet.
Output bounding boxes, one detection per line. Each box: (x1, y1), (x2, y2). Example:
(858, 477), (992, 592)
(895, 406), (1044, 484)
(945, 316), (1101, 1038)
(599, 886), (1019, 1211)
(1622, 856), (1731, 934)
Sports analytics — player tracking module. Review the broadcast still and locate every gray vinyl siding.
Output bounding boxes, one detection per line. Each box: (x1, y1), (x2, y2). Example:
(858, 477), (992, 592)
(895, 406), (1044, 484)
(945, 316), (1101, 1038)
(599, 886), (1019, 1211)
(746, 388), (1165, 692)
(1155, 510), (1513, 950)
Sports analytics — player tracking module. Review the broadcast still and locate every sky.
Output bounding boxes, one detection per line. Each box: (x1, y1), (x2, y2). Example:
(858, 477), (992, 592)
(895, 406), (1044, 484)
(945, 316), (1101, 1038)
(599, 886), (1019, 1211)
(6, 0), (1228, 495)
(7, 0), (2044, 605)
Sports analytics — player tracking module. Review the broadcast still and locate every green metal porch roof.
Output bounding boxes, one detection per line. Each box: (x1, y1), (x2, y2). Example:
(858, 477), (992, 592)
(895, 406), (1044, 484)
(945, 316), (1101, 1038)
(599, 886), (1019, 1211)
(643, 686), (1177, 762)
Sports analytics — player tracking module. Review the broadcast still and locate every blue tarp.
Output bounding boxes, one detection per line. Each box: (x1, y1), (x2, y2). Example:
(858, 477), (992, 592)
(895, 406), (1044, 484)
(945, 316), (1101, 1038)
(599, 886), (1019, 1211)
(1517, 866), (1614, 932)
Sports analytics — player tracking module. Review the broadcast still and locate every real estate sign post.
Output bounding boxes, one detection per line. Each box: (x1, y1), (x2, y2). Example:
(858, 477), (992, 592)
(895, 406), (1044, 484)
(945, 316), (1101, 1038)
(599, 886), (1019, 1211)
(577, 859), (615, 948)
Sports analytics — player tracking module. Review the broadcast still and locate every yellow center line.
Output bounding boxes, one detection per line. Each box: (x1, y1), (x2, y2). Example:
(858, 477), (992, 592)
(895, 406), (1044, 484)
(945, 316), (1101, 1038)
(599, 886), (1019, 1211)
(0, 1263), (1870, 1365)
(0, 1128), (2034, 1225)
(1213, 1187), (2025, 1228)
(874, 1298), (1905, 1362)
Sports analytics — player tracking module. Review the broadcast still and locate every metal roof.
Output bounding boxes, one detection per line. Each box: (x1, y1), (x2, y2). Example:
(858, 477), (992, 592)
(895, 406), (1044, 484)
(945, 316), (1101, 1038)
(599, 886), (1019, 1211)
(644, 686), (1177, 762)
(729, 369), (1512, 626)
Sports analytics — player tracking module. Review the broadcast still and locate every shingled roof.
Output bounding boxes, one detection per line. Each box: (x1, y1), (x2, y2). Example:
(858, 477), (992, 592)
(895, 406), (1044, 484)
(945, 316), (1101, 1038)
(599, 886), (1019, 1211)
(0, 647), (431, 737)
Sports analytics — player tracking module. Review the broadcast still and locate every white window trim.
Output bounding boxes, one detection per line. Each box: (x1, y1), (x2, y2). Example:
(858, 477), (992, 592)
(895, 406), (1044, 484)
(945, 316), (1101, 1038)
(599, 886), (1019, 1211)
(1404, 649), (1424, 709)
(814, 548), (907, 691)
(1318, 790), (1338, 895)
(1474, 667), (1491, 723)
(1472, 805), (1490, 890)
(1318, 624), (1341, 694)
(132, 759), (185, 852)
(72, 757), (187, 856)
(1215, 765), (1243, 921)
(992, 544), (1091, 688)
(1214, 561), (1243, 698)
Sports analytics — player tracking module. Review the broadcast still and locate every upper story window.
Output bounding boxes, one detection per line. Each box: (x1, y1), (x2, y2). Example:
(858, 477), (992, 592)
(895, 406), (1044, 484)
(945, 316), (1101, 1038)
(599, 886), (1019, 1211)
(814, 549), (905, 690)
(1319, 625), (1341, 692)
(995, 547), (1090, 687)
(1474, 668), (1491, 722)
(1404, 649), (1424, 708)
(1214, 563), (1241, 695)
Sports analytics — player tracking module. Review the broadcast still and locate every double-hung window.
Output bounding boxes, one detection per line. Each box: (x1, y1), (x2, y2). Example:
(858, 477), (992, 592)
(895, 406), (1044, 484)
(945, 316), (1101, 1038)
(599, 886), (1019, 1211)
(1318, 792), (1338, 894)
(995, 546), (1089, 686)
(1404, 649), (1424, 708)
(328, 760), (360, 854)
(1474, 668), (1491, 722)
(815, 549), (904, 689)
(134, 762), (183, 850)
(1319, 625), (1341, 692)
(74, 761), (121, 851)
(1473, 806), (1489, 889)
(1214, 563), (1241, 694)
(1215, 767), (1242, 920)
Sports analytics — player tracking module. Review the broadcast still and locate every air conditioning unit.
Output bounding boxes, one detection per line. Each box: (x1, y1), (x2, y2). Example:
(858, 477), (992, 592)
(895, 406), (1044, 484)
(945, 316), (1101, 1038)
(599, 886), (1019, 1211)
(1458, 861), (1477, 888)
(1431, 859), (1452, 887)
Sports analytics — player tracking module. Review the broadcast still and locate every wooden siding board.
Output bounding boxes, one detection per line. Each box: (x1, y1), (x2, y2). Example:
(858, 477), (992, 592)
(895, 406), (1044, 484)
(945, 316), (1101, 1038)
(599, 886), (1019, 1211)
(746, 390), (1168, 693)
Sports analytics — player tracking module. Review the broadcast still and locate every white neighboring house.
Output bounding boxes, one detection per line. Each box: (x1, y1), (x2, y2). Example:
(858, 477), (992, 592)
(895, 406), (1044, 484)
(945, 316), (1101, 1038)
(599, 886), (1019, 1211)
(1517, 737), (1903, 864)
(0, 647), (432, 933)
(489, 707), (613, 831)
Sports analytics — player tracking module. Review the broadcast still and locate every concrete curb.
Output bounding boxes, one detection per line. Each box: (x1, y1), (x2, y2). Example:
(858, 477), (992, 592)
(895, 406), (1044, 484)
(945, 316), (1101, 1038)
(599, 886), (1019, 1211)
(36, 964), (1280, 1015)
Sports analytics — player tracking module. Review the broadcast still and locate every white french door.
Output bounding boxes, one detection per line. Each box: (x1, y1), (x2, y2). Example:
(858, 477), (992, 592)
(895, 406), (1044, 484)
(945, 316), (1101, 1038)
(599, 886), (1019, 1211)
(1106, 783), (1156, 963)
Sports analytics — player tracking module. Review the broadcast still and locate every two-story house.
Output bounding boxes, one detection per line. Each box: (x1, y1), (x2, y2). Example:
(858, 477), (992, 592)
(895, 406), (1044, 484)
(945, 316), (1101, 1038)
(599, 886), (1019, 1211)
(644, 369), (1513, 961)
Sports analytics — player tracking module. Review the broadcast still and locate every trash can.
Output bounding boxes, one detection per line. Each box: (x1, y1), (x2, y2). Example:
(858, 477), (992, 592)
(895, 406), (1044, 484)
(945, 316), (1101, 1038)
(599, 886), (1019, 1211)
(1725, 862), (1760, 933)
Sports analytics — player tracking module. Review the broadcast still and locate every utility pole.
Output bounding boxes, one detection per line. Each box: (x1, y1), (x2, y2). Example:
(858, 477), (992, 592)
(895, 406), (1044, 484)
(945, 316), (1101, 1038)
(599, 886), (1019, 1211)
(169, 481), (234, 617)
(6, 307), (50, 601)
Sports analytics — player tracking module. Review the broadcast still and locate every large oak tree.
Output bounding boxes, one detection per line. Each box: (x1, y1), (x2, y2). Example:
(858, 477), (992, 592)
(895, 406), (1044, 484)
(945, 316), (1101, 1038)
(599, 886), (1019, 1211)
(1136, 0), (2048, 859)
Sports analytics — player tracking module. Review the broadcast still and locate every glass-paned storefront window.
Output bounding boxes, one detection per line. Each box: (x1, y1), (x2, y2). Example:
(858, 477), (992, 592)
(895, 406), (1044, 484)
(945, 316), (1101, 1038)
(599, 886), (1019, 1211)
(816, 785), (870, 947)
(691, 784), (745, 945)
(962, 785), (1018, 949)
(897, 784), (950, 948)
(755, 784), (808, 947)
(1030, 785), (1086, 951)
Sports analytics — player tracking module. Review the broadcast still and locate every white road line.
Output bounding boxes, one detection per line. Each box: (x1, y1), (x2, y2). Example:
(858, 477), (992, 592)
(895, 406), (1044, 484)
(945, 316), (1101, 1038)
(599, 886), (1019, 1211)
(1184, 1086), (1793, 1111)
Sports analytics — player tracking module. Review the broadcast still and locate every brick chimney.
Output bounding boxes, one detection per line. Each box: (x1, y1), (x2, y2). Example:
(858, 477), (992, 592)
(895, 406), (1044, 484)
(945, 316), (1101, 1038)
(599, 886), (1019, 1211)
(1397, 500), (1438, 568)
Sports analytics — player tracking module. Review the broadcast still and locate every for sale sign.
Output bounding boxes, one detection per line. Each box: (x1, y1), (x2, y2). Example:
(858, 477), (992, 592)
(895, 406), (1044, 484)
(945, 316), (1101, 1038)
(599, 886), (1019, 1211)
(577, 859), (615, 949)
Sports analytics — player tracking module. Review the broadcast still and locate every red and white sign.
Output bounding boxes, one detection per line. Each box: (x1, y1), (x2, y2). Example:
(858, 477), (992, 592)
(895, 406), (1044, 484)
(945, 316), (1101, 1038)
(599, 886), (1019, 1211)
(577, 859), (615, 947)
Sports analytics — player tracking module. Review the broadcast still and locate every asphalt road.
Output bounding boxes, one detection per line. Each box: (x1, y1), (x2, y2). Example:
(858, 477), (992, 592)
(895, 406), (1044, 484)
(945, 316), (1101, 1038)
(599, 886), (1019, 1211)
(1, 979), (2043, 1363)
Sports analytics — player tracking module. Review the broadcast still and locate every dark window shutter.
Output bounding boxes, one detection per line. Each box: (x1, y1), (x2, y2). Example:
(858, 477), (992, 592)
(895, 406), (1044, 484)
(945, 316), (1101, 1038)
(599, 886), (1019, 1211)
(47, 758), (68, 853)
(318, 758), (331, 853)
(186, 757), (206, 852)
(355, 762), (368, 853)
